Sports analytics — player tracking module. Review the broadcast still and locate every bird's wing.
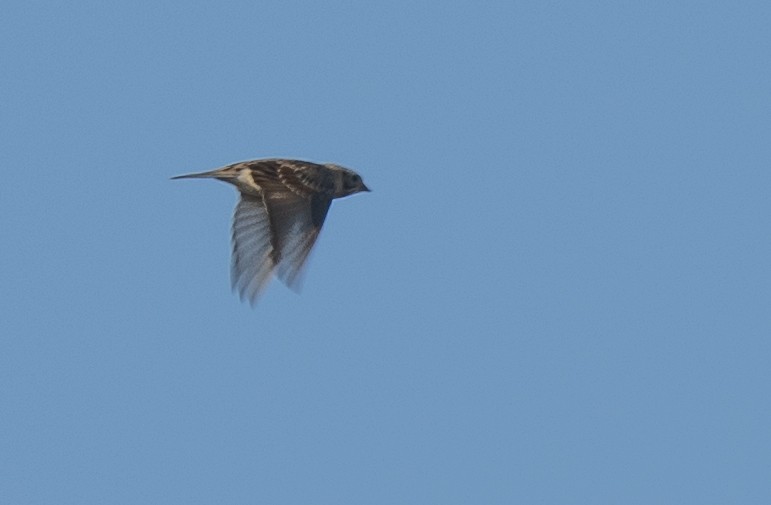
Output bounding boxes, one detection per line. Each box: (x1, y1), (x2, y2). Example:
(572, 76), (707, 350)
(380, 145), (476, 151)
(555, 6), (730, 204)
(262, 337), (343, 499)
(230, 159), (334, 298)
(231, 194), (276, 305)
(263, 191), (333, 291)
(245, 159), (335, 196)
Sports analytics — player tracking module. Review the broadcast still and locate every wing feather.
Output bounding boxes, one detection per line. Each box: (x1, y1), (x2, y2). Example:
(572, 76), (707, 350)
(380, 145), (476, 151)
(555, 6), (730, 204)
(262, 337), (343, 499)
(230, 194), (275, 304)
(264, 192), (332, 291)
(228, 161), (336, 301)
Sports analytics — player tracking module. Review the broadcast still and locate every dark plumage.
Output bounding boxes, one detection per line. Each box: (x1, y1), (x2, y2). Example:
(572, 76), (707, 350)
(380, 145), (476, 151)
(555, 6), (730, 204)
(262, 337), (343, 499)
(173, 158), (369, 304)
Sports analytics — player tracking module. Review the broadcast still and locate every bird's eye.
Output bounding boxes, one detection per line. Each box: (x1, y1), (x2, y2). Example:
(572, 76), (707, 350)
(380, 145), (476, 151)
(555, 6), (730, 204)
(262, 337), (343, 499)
(351, 175), (360, 183)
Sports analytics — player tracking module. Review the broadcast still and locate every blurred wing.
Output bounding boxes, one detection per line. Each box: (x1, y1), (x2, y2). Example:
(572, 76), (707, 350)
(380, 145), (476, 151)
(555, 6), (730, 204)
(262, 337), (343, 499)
(230, 194), (276, 305)
(265, 192), (332, 291)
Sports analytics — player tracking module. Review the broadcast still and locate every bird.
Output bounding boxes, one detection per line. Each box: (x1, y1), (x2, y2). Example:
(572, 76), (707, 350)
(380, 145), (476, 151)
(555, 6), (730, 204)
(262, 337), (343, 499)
(172, 158), (370, 304)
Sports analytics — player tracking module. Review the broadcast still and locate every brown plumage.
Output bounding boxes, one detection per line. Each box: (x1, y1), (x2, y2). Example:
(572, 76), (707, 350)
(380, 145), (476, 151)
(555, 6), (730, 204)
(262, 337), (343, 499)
(173, 158), (369, 304)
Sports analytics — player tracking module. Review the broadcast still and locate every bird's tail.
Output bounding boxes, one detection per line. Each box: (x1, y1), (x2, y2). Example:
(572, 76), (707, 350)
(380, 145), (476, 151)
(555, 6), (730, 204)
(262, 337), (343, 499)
(171, 165), (240, 180)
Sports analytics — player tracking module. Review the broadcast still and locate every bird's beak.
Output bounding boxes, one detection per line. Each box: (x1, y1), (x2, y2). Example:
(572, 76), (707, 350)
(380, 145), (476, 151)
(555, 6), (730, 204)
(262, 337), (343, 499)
(362, 184), (371, 192)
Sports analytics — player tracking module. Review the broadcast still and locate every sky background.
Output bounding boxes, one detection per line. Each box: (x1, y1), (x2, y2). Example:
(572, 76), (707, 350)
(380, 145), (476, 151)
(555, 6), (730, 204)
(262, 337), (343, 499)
(2, 1), (770, 503)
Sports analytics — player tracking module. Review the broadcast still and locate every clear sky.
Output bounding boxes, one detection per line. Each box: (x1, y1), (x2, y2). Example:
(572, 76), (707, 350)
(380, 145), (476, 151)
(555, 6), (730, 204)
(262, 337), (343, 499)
(2, 1), (770, 503)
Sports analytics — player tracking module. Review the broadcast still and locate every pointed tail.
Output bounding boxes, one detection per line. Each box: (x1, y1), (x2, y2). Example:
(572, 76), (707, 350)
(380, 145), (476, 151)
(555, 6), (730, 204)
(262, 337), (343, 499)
(170, 169), (223, 180)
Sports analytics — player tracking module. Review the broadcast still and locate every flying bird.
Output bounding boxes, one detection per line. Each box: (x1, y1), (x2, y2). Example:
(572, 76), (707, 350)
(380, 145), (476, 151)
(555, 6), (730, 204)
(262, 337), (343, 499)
(172, 158), (369, 304)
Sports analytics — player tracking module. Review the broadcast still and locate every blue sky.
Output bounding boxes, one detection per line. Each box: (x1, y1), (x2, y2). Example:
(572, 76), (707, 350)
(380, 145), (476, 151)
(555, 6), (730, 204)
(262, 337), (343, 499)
(2, 1), (770, 503)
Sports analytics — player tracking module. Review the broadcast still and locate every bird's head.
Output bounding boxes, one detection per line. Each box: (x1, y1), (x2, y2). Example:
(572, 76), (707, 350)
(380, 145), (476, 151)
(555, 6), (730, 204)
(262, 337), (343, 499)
(328, 164), (370, 197)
